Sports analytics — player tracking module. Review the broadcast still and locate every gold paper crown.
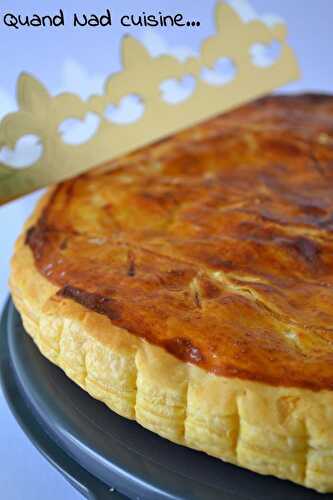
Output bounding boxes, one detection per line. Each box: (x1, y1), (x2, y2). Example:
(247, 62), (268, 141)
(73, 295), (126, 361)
(0, 1), (299, 204)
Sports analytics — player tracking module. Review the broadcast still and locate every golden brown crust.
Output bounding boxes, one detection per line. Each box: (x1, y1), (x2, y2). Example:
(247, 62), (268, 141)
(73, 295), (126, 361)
(23, 94), (333, 390)
(10, 94), (333, 492)
(10, 220), (333, 493)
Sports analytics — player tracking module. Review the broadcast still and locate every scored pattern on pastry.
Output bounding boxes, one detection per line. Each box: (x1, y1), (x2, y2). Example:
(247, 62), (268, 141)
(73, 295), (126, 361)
(25, 94), (333, 389)
(10, 94), (333, 493)
(11, 280), (333, 493)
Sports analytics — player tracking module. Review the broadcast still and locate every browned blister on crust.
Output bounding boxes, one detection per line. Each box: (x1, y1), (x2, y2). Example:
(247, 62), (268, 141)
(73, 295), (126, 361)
(10, 95), (333, 492)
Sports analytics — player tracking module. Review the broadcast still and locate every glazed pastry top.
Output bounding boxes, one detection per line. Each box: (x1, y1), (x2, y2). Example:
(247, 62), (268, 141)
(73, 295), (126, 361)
(26, 94), (333, 390)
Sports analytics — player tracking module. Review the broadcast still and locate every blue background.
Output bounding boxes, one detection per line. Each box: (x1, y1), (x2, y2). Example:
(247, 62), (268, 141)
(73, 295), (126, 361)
(0, 1), (332, 498)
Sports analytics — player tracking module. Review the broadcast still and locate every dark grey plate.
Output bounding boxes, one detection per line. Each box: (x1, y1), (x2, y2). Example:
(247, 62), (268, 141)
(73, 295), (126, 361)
(1, 298), (332, 500)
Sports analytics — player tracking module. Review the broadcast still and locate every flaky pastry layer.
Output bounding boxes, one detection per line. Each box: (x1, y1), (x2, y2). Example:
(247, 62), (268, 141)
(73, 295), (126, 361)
(11, 226), (333, 493)
(10, 96), (333, 491)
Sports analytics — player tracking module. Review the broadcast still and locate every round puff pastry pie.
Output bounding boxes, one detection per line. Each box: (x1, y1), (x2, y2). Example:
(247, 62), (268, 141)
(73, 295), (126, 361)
(10, 94), (333, 493)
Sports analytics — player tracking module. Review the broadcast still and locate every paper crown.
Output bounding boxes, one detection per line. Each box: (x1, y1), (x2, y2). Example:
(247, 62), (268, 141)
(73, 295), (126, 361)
(0, 1), (299, 204)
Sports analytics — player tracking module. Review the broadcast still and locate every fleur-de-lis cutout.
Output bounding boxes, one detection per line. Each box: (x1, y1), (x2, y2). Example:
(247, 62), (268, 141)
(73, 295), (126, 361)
(0, 1), (299, 205)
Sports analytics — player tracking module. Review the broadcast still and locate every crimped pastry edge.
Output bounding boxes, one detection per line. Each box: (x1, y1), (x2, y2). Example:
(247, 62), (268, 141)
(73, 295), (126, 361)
(9, 189), (333, 494)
